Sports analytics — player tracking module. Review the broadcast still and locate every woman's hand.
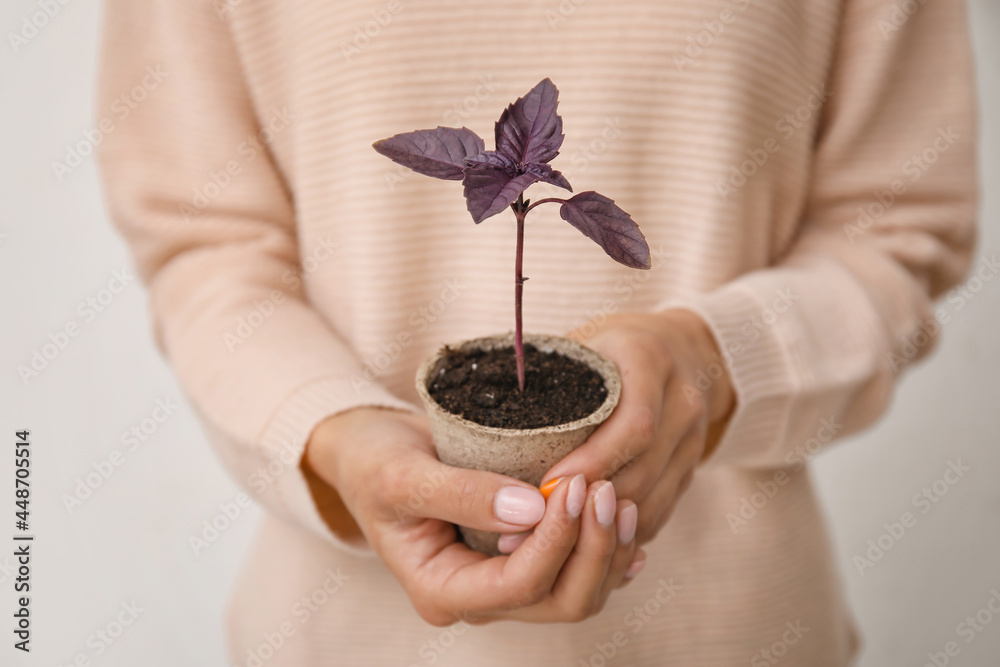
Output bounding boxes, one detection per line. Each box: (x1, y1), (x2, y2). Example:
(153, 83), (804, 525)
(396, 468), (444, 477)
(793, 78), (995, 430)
(303, 407), (644, 626)
(541, 309), (736, 546)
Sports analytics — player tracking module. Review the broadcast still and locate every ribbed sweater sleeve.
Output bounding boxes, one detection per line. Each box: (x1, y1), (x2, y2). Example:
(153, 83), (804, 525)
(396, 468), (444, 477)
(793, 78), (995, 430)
(666, 0), (978, 468)
(95, 0), (417, 551)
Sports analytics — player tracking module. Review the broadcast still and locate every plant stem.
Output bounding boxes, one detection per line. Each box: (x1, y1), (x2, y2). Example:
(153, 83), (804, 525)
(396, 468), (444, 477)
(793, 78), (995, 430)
(514, 193), (527, 393)
(523, 197), (568, 214)
(511, 195), (568, 392)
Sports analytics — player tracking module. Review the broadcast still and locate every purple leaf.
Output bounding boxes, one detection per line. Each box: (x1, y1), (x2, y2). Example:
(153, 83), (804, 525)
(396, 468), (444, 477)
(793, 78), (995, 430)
(461, 153), (569, 220)
(559, 192), (651, 269)
(373, 127), (485, 180)
(464, 151), (517, 169)
(525, 163), (572, 192)
(495, 79), (564, 166)
(462, 163), (538, 223)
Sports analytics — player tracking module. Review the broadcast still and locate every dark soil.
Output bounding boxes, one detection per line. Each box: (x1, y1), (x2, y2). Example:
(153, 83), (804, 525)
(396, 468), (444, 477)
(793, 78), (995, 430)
(427, 343), (608, 429)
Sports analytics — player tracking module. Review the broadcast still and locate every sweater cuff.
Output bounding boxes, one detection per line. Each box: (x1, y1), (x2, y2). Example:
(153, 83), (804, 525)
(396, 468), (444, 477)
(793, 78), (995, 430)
(658, 284), (797, 469)
(255, 375), (420, 555)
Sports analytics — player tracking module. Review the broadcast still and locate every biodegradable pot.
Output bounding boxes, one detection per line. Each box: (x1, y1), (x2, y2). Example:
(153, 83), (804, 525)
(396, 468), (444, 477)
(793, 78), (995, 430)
(414, 332), (621, 556)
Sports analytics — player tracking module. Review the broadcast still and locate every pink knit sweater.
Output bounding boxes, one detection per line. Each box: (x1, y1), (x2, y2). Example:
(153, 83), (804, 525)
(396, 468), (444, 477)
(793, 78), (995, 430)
(97, 0), (976, 664)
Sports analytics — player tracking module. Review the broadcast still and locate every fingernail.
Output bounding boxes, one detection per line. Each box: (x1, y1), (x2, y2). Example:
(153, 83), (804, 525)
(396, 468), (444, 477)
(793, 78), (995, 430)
(495, 486), (546, 526)
(625, 556), (647, 579)
(539, 477), (565, 500)
(617, 503), (638, 544)
(497, 532), (530, 554)
(594, 482), (616, 527)
(566, 475), (586, 518)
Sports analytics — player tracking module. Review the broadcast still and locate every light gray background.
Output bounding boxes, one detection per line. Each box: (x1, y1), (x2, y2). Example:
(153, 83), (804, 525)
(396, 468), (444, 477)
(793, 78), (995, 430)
(0, 1), (997, 665)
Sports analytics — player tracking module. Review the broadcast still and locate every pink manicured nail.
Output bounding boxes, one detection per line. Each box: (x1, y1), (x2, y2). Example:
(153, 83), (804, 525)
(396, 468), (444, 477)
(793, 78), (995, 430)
(625, 557), (647, 579)
(495, 486), (546, 526)
(617, 503), (638, 544)
(497, 532), (530, 554)
(594, 482), (616, 526)
(566, 475), (586, 518)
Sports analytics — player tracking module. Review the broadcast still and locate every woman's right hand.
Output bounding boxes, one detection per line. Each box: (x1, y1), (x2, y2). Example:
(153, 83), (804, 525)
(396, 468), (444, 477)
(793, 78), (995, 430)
(303, 407), (645, 626)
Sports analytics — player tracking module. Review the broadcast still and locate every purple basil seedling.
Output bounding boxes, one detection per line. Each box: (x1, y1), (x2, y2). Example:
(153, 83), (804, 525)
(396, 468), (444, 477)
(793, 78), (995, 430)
(374, 78), (651, 392)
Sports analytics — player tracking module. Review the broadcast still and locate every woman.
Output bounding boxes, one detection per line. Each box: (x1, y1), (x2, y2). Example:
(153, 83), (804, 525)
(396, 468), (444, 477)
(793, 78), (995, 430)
(97, 0), (977, 664)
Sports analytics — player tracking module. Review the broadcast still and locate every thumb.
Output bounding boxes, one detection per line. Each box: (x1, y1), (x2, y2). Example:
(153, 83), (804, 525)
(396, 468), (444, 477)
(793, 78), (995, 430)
(540, 398), (653, 486)
(383, 449), (547, 533)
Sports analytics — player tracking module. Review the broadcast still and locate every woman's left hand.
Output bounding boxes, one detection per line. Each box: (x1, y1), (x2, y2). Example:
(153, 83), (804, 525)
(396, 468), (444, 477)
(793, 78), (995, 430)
(541, 309), (736, 546)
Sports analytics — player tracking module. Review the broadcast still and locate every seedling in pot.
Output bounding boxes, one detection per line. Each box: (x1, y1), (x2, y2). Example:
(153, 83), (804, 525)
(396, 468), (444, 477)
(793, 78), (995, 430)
(373, 78), (651, 392)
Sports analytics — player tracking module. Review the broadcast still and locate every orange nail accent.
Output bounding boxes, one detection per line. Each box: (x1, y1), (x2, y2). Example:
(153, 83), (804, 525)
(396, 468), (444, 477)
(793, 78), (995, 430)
(539, 477), (565, 500)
